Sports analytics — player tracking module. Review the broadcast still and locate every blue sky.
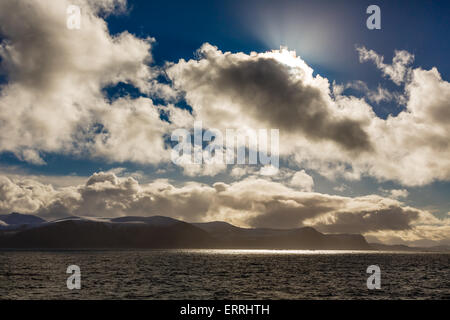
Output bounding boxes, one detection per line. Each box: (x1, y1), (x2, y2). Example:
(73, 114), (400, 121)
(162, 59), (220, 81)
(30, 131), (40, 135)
(0, 0), (449, 244)
(105, 0), (450, 81)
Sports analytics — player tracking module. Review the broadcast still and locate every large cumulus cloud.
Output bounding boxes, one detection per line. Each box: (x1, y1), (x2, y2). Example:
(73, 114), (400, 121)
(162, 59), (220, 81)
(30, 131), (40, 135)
(0, 0), (181, 164)
(167, 44), (373, 154)
(167, 44), (450, 186)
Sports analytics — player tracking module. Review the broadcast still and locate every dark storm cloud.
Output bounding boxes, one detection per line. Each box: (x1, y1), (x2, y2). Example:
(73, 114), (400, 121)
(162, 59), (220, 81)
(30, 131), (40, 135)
(313, 206), (420, 234)
(169, 51), (373, 153)
(215, 58), (372, 151)
(245, 196), (340, 229)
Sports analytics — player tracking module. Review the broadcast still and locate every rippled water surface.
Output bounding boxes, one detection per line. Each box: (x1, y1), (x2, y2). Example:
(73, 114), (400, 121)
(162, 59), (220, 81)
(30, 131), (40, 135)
(0, 250), (448, 299)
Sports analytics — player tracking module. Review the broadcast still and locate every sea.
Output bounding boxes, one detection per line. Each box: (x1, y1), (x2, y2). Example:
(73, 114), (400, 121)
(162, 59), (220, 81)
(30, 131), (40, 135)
(0, 250), (448, 299)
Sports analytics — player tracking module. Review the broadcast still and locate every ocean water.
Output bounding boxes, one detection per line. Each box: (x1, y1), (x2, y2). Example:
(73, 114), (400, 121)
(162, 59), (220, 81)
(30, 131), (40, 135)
(0, 250), (448, 299)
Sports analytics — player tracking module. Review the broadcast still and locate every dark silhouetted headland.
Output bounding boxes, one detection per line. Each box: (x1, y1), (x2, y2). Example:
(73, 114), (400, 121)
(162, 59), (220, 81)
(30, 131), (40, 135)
(1, 213), (447, 251)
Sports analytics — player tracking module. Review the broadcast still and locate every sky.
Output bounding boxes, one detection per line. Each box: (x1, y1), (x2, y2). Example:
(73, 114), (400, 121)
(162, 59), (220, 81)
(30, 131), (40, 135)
(0, 0), (449, 246)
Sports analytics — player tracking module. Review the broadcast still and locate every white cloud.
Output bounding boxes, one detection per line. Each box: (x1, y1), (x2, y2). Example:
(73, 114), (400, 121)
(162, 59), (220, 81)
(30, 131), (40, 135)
(259, 165), (279, 176)
(341, 80), (406, 105)
(356, 46), (414, 85)
(333, 184), (348, 193)
(0, 175), (57, 214)
(230, 166), (256, 178)
(381, 188), (409, 199)
(289, 170), (314, 192)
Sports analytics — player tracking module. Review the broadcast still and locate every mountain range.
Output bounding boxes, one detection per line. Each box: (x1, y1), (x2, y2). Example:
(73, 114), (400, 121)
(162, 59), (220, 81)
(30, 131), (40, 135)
(0, 213), (448, 251)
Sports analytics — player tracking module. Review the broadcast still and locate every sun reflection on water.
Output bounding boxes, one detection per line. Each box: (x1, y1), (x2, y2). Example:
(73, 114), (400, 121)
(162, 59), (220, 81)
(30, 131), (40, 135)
(179, 249), (381, 255)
